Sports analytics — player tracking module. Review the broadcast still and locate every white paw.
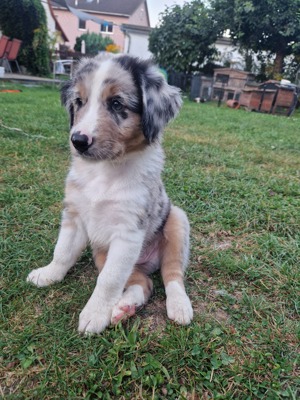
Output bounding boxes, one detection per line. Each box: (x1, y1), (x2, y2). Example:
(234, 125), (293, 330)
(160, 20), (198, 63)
(111, 284), (145, 324)
(78, 296), (112, 334)
(166, 281), (193, 325)
(27, 264), (65, 287)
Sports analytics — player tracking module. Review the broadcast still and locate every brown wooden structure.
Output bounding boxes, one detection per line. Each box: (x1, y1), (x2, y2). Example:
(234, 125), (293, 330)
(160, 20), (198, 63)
(239, 80), (299, 116)
(213, 68), (256, 102)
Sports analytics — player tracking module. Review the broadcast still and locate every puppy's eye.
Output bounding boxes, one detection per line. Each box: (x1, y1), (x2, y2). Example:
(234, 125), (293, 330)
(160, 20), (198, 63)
(75, 97), (83, 108)
(111, 99), (123, 112)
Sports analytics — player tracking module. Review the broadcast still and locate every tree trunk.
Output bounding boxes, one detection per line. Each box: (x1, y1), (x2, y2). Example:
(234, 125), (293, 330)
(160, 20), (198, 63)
(273, 49), (285, 76)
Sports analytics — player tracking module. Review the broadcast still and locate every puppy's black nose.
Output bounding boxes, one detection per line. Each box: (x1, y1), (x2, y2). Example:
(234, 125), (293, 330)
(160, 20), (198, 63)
(71, 132), (91, 153)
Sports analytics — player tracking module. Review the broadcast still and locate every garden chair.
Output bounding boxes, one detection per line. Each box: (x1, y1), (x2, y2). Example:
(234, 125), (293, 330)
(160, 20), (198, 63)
(0, 35), (10, 59)
(53, 58), (75, 80)
(4, 41), (12, 58)
(5, 38), (22, 73)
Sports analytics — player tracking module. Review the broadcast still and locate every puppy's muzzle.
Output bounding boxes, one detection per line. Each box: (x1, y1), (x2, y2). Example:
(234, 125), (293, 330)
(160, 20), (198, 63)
(71, 132), (93, 153)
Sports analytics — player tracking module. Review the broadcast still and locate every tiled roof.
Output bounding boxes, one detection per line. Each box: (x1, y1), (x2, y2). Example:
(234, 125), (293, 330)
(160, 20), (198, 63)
(51, 0), (145, 16)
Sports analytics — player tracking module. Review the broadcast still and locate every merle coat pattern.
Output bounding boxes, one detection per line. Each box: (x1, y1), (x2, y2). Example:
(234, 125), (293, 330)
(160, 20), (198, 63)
(27, 54), (193, 334)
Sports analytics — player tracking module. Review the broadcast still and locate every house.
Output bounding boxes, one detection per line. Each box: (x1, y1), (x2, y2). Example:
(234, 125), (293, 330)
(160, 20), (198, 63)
(50, 0), (151, 54)
(42, 0), (68, 44)
(215, 36), (245, 70)
(122, 24), (152, 59)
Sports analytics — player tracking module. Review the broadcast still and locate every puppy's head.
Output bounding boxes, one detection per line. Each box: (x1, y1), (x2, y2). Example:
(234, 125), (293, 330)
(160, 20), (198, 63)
(61, 54), (182, 160)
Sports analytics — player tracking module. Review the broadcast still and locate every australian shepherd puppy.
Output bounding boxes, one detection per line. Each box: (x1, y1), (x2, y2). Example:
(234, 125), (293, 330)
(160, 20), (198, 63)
(27, 54), (193, 334)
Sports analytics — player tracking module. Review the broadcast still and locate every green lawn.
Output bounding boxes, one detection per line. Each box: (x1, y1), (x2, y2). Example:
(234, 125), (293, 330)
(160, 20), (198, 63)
(1, 83), (299, 399)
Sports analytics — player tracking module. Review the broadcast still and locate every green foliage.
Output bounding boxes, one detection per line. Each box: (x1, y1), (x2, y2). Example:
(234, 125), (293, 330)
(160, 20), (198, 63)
(0, 0), (50, 76)
(149, 0), (221, 73)
(74, 32), (114, 55)
(211, 0), (300, 75)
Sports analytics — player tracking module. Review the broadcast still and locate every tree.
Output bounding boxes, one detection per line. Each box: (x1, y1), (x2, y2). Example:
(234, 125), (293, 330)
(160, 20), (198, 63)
(0, 0), (50, 76)
(74, 32), (114, 55)
(149, 0), (221, 74)
(211, 0), (300, 76)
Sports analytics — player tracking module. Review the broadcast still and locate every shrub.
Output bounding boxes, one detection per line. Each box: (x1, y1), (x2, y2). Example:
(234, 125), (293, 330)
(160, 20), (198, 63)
(0, 0), (50, 76)
(74, 32), (114, 55)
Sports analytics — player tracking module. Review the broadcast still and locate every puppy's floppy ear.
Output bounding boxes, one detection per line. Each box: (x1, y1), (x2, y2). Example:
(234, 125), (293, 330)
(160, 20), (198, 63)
(60, 80), (74, 128)
(115, 55), (182, 143)
(141, 66), (182, 143)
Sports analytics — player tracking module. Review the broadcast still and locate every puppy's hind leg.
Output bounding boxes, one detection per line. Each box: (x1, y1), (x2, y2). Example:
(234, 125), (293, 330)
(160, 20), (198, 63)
(161, 206), (193, 325)
(111, 267), (153, 324)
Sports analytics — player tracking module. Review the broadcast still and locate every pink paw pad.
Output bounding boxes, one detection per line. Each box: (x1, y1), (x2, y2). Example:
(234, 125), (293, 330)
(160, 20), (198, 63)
(111, 305), (136, 324)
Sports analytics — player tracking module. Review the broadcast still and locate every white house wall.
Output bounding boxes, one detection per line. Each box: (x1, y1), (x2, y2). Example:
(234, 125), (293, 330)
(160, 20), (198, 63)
(215, 40), (245, 70)
(124, 32), (152, 59)
(42, 1), (56, 35)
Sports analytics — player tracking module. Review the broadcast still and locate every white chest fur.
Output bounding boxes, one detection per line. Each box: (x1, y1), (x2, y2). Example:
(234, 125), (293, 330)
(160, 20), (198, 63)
(65, 147), (163, 247)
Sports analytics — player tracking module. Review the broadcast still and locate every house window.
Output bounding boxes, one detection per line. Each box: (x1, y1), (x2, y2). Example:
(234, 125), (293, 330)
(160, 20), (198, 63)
(79, 19), (86, 30)
(100, 22), (113, 33)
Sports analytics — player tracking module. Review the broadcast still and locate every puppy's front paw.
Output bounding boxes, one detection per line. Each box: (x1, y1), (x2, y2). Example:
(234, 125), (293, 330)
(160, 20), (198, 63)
(27, 264), (64, 287)
(111, 284), (145, 324)
(166, 281), (193, 325)
(78, 298), (112, 334)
